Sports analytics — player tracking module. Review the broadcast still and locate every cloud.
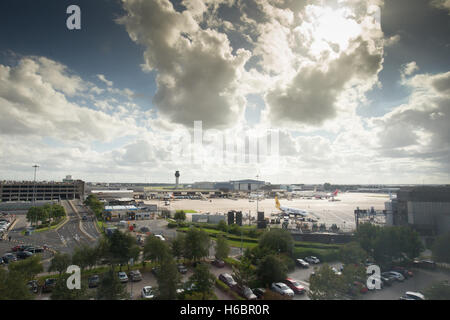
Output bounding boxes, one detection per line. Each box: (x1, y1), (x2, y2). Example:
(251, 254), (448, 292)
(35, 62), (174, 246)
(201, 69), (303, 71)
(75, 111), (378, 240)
(265, 37), (383, 126)
(0, 56), (142, 142)
(431, 0), (450, 14)
(371, 71), (450, 166)
(118, 0), (252, 129)
(246, 1), (385, 128)
(401, 61), (419, 77)
(97, 74), (113, 87)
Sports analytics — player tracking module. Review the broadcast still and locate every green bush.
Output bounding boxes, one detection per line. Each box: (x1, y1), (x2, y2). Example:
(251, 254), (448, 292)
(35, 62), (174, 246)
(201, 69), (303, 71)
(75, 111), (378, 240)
(167, 222), (178, 229)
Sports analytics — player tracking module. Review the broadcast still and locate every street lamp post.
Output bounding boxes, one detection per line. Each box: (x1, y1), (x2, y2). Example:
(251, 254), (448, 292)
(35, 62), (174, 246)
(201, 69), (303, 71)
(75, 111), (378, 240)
(32, 165), (39, 227)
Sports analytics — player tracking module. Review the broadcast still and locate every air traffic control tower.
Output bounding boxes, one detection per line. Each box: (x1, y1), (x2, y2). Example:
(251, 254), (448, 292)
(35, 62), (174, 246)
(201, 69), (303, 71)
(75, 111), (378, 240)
(175, 171), (180, 189)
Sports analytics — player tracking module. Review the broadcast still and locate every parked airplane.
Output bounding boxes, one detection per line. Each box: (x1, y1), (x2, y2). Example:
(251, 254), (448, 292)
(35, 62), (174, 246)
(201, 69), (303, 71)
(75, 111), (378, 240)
(293, 188), (339, 199)
(275, 196), (308, 216)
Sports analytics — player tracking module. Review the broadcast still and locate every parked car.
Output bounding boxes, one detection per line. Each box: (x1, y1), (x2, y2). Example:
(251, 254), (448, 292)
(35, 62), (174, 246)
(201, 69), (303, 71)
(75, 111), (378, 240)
(237, 286), (257, 300)
(118, 271), (128, 283)
(27, 280), (39, 294)
(399, 291), (425, 300)
(82, 215), (87, 221)
(154, 234), (165, 241)
(392, 266), (413, 278)
(252, 288), (266, 299)
(23, 247), (37, 254)
(283, 278), (306, 294)
(211, 259), (225, 268)
(331, 267), (342, 275)
(88, 275), (100, 288)
(183, 282), (197, 293)
(129, 270), (142, 282)
(16, 251), (33, 260)
(413, 259), (436, 270)
(2, 253), (17, 263)
(42, 278), (57, 293)
(33, 247), (44, 253)
(387, 271), (405, 282)
(218, 273), (237, 288)
(177, 264), (188, 274)
(11, 245), (26, 252)
(295, 259), (309, 268)
(141, 286), (155, 299)
(381, 272), (397, 285)
(304, 256), (320, 264)
(151, 267), (160, 277)
(271, 282), (294, 297)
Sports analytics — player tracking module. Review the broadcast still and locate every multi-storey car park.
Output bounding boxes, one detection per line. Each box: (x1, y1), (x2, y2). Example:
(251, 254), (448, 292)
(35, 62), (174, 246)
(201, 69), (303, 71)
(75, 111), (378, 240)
(0, 180), (85, 202)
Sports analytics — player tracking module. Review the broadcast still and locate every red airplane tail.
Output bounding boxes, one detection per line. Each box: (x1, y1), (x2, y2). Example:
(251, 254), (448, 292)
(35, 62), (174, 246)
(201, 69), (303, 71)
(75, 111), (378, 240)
(332, 189), (339, 196)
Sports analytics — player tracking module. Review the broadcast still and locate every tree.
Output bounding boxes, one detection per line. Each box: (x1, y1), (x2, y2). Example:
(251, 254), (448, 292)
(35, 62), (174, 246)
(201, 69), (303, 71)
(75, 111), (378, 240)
(258, 229), (294, 256)
(340, 264), (367, 298)
(72, 244), (91, 272)
(50, 204), (66, 220)
(232, 256), (256, 288)
(144, 235), (172, 265)
(338, 242), (367, 265)
(171, 234), (186, 261)
(355, 223), (380, 254)
(308, 264), (343, 300)
(256, 254), (287, 288)
(26, 206), (48, 226)
(98, 230), (140, 269)
(215, 235), (230, 260)
(49, 252), (71, 276)
(189, 263), (216, 300)
(184, 228), (210, 262)
(0, 268), (33, 300)
(217, 220), (228, 232)
(432, 232), (450, 263)
(156, 256), (181, 300)
(96, 269), (127, 300)
(425, 281), (450, 300)
(8, 255), (43, 281)
(174, 210), (186, 221)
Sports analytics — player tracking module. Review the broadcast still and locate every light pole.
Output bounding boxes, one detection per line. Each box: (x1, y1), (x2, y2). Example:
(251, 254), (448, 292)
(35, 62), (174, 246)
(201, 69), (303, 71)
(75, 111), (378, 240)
(32, 164), (39, 227)
(255, 174), (259, 214)
(32, 164), (39, 205)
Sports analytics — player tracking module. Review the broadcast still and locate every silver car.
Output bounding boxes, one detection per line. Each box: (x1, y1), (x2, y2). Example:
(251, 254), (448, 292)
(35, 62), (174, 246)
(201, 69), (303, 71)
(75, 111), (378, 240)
(271, 282), (294, 297)
(118, 271), (128, 283)
(387, 271), (405, 282)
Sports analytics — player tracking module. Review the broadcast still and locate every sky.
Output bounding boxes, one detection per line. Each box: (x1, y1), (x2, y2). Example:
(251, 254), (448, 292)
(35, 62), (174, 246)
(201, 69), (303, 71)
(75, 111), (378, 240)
(0, 0), (449, 184)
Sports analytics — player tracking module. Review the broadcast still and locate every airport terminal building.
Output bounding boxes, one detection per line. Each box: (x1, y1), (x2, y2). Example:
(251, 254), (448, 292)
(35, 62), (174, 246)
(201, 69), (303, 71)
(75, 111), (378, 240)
(0, 180), (85, 202)
(387, 186), (450, 235)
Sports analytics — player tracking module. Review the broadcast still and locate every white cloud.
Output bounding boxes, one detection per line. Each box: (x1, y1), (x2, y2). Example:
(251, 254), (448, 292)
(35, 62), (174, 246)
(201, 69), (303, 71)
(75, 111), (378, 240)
(401, 61), (419, 77)
(431, 0), (450, 14)
(0, 56), (142, 142)
(118, 0), (252, 129)
(97, 74), (113, 87)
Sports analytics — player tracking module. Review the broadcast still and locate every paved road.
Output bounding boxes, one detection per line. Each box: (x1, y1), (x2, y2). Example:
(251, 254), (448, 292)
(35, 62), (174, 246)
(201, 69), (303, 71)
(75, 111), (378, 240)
(361, 267), (450, 300)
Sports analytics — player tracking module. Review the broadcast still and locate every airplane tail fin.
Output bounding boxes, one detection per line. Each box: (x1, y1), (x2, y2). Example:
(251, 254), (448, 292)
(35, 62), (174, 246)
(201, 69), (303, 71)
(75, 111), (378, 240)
(275, 196), (281, 210)
(333, 189), (339, 196)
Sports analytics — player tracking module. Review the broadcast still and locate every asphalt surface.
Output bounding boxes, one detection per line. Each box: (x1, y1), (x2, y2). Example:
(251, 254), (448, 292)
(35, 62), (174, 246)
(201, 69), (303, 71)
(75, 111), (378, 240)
(3, 200), (100, 269)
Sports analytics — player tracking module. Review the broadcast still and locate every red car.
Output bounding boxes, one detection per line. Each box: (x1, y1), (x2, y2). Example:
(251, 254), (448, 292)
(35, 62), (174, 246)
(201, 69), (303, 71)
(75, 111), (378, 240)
(283, 278), (306, 294)
(11, 245), (25, 252)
